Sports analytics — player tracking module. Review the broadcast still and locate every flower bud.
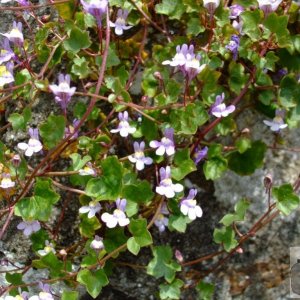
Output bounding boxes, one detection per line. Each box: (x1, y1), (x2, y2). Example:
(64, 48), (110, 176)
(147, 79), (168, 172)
(175, 250), (184, 263)
(264, 174), (273, 192)
(11, 154), (21, 168)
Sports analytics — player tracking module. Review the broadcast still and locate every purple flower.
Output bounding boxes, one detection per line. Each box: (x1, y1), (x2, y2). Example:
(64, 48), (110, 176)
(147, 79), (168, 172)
(5, 292), (29, 300)
(226, 34), (240, 61)
(79, 201), (101, 218)
(258, 0), (283, 15)
(194, 146), (208, 164)
(150, 128), (175, 156)
(17, 128), (43, 157)
(210, 93), (235, 118)
(263, 109), (288, 132)
(232, 20), (243, 34)
(1, 21), (24, 47)
(90, 235), (104, 251)
(128, 141), (153, 171)
(156, 166), (184, 198)
(64, 119), (80, 139)
(101, 198), (130, 228)
(229, 4), (244, 19)
(28, 283), (54, 300)
(162, 44), (206, 81)
(110, 111), (136, 137)
(80, 0), (108, 27)
(203, 0), (220, 14)
(110, 9), (133, 36)
(0, 62), (14, 87)
(0, 173), (15, 189)
(17, 220), (41, 236)
(49, 74), (76, 112)
(16, 0), (30, 6)
(0, 38), (14, 64)
(37, 240), (56, 256)
(154, 203), (169, 232)
(180, 189), (203, 220)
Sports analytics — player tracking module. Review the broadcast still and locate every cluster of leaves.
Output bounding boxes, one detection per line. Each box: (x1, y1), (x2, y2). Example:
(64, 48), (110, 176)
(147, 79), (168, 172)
(0, 0), (299, 299)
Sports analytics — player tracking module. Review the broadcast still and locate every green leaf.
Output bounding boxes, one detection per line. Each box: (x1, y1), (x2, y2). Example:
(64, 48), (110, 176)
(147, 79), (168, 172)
(240, 10), (261, 41)
(235, 137), (252, 154)
(272, 184), (300, 215)
(104, 227), (127, 253)
(263, 13), (291, 48)
(30, 229), (49, 252)
(229, 61), (250, 94)
(141, 116), (159, 141)
(96, 44), (120, 68)
(155, 79), (182, 105)
(168, 214), (191, 233)
(279, 75), (299, 108)
(8, 107), (31, 131)
(5, 273), (26, 296)
(128, 218), (152, 248)
(147, 246), (181, 283)
(187, 17), (205, 36)
(127, 237), (141, 255)
(63, 26), (91, 53)
(220, 199), (250, 226)
(203, 157), (227, 180)
(85, 156), (123, 200)
(171, 148), (196, 181)
(55, 0), (75, 20)
(71, 57), (90, 79)
(170, 102), (209, 135)
(155, 0), (185, 20)
(196, 281), (215, 300)
(213, 226), (238, 252)
(15, 178), (60, 221)
(70, 153), (91, 171)
(77, 269), (109, 298)
(123, 180), (154, 204)
(159, 279), (184, 300)
(39, 115), (66, 149)
(228, 141), (267, 175)
(79, 214), (101, 238)
(0, 141), (4, 162)
(62, 291), (78, 300)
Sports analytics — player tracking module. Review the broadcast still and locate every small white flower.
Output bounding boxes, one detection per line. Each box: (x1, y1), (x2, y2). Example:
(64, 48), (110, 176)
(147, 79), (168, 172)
(90, 235), (104, 250)
(263, 117), (288, 131)
(0, 62), (14, 87)
(4, 292), (28, 300)
(1, 21), (24, 47)
(17, 220), (41, 236)
(17, 128), (43, 157)
(203, 0), (221, 13)
(78, 162), (96, 176)
(257, 0), (283, 14)
(110, 111), (136, 137)
(110, 9), (133, 36)
(154, 203), (169, 232)
(79, 201), (101, 218)
(0, 173), (15, 189)
(150, 128), (175, 156)
(156, 166), (183, 198)
(101, 198), (130, 228)
(37, 241), (56, 256)
(128, 141), (153, 171)
(180, 189), (203, 220)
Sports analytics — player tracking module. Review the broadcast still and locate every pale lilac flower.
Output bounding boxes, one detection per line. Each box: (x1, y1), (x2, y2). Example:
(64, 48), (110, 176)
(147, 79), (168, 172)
(16, 0), (30, 6)
(0, 62), (14, 87)
(0, 38), (14, 64)
(79, 200), (101, 218)
(64, 119), (80, 139)
(193, 146), (208, 164)
(110, 9), (132, 36)
(17, 128), (43, 157)
(203, 0), (221, 14)
(110, 111), (136, 137)
(180, 189), (203, 220)
(78, 162), (97, 176)
(128, 141), (153, 171)
(150, 128), (175, 156)
(4, 292), (28, 300)
(49, 74), (76, 112)
(37, 240), (56, 256)
(258, 0), (283, 15)
(226, 35), (240, 61)
(210, 93), (235, 118)
(0, 173), (15, 189)
(154, 202), (169, 232)
(263, 109), (288, 132)
(232, 20), (243, 34)
(17, 220), (41, 236)
(90, 235), (104, 250)
(156, 166), (183, 198)
(1, 21), (24, 47)
(28, 283), (54, 300)
(80, 0), (108, 27)
(101, 198), (130, 228)
(229, 4), (244, 19)
(162, 44), (206, 80)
